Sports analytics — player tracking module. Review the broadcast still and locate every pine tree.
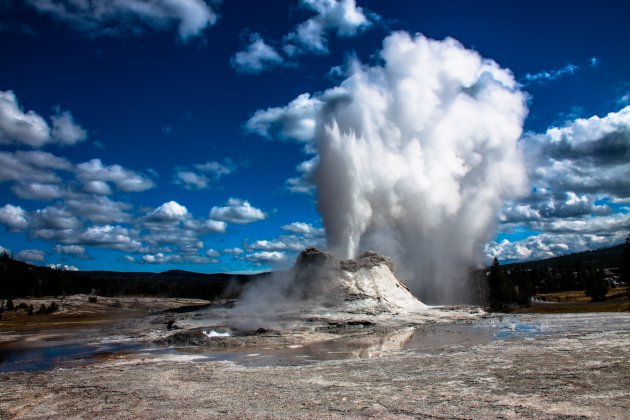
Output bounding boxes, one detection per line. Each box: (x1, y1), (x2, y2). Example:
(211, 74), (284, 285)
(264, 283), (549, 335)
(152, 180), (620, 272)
(488, 257), (514, 309)
(585, 269), (608, 302)
(622, 234), (630, 298)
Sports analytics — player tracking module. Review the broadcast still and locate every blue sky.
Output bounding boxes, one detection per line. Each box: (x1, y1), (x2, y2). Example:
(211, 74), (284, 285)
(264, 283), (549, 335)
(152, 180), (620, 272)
(0, 0), (629, 273)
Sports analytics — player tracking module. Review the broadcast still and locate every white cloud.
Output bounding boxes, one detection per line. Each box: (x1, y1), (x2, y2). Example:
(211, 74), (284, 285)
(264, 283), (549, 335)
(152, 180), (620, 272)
(148, 200), (189, 221)
(83, 180), (112, 195)
(48, 263), (79, 271)
(500, 106), (630, 226)
(0, 150), (71, 184)
(141, 251), (217, 264)
(78, 225), (141, 252)
(486, 224), (628, 263)
(223, 247), (244, 255)
(27, 0), (219, 41)
(283, 0), (372, 56)
(0, 90), (49, 147)
(231, 33), (285, 74)
(281, 221), (323, 236)
(64, 194), (132, 224)
(76, 158), (154, 192)
(31, 205), (82, 231)
(247, 239), (305, 252)
(522, 63), (579, 84)
(16, 249), (45, 262)
(242, 251), (286, 263)
(286, 156), (318, 194)
(173, 159), (236, 190)
(54, 244), (86, 256)
(205, 248), (219, 257)
(173, 170), (208, 190)
(245, 93), (323, 145)
(209, 198), (266, 224)
(0, 90), (87, 147)
(11, 182), (63, 201)
(0, 204), (29, 231)
(51, 110), (88, 145)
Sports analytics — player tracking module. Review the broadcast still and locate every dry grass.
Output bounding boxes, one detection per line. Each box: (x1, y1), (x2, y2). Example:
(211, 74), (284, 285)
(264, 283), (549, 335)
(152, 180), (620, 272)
(512, 286), (630, 314)
(0, 295), (208, 334)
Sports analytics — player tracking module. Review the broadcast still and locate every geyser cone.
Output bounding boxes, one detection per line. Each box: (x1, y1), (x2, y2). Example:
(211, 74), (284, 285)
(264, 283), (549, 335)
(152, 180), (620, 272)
(235, 247), (427, 319)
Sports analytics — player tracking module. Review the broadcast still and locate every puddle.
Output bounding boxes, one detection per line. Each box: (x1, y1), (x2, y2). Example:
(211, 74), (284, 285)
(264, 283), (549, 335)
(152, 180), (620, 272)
(0, 315), (578, 372)
(0, 340), (147, 373)
(158, 317), (547, 368)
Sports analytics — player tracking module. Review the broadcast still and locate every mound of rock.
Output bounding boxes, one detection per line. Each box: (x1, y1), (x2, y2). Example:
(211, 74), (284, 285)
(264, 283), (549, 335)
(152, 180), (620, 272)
(286, 248), (427, 315)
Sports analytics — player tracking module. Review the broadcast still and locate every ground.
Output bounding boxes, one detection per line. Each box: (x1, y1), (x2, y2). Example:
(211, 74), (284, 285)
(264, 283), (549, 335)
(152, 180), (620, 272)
(0, 296), (628, 419)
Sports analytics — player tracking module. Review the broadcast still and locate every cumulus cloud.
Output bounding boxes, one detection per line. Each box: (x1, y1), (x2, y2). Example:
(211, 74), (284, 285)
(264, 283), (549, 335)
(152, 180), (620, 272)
(281, 221), (323, 236)
(0, 204), (29, 231)
(246, 238), (306, 252)
(141, 251), (217, 265)
(65, 194), (132, 224)
(0, 150), (72, 184)
(241, 250), (286, 263)
(54, 244), (86, 256)
(78, 225), (141, 252)
(486, 221), (629, 263)
(16, 249), (46, 262)
(50, 110), (88, 145)
(231, 33), (285, 74)
(147, 200), (188, 222)
(283, 0), (372, 56)
(489, 106), (630, 263)
(209, 198), (266, 224)
(522, 63), (579, 84)
(11, 182), (63, 201)
(0, 90), (87, 147)
(27, 0), (219, 41)
(173, 159), (236, 190)
(499, 106), (630, 228)
(255, 31), (528, 302)
(223, 247), (244, 255)
(245, 93), (321, 144)
(76, 158), (154, 192)
(205, 248), (219, 257)
(523, 106), (630, 198)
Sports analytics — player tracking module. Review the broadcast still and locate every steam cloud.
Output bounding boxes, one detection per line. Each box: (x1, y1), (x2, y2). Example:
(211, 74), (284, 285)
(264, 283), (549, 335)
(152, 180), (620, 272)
(280, 32), (528, 302)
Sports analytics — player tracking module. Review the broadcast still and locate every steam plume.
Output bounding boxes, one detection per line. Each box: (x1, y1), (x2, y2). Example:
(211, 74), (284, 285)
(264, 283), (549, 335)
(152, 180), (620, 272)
(314, 32), (528, 302)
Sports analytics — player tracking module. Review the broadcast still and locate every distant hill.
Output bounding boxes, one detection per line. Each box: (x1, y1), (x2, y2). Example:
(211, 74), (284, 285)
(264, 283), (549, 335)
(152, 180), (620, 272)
(0, 252), (267, 300)
(503, 243), (624, 270)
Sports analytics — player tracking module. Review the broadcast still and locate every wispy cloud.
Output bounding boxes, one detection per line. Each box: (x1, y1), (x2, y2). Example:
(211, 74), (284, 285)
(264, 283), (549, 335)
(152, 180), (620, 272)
(173, 159), (237, 190)
(522, 63), (579, 84)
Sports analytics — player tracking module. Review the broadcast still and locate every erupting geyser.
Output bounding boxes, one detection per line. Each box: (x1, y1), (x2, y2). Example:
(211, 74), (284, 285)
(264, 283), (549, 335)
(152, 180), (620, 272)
(312, 32), (528, 302)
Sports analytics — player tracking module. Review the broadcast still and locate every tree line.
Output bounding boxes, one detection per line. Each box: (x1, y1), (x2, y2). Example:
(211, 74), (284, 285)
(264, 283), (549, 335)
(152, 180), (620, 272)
(484, 234), (630, 310)
(0, 251), (261, 301)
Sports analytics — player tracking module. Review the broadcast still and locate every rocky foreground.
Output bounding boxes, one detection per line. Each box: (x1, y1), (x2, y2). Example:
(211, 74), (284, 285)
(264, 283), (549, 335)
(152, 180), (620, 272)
(1, 313), (628, 419)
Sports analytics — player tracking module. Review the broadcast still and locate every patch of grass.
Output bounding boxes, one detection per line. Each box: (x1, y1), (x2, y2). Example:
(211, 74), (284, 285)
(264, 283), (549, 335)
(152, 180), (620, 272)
(511, 287), (630, 314)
